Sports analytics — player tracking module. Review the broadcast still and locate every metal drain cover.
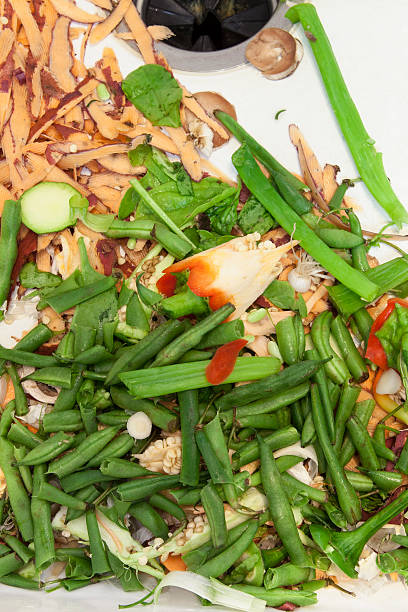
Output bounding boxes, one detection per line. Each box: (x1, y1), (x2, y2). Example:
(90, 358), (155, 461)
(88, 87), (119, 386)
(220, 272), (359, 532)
(130, 0), (291, 72)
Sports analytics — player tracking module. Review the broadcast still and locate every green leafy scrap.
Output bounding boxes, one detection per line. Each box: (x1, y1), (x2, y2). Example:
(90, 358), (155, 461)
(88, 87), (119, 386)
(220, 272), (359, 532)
(263, 279), (307, 318)
(238, 195), (276, 235)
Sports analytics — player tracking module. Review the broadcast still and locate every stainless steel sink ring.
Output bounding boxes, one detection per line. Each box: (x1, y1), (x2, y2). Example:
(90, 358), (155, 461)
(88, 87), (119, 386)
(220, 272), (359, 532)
(124, 0), (292, 72)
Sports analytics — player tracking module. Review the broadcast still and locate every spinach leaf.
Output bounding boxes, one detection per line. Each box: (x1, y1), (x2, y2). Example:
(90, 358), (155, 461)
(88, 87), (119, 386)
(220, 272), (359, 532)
(238, 195), (276, 235)
(191, 230), (234, 253)
(207, 198), (237, 235)
(118, 187), (139, 220)
(20, 262), (61, 289)
(122, 65), (182, 128)
(263, 279), (307, 317)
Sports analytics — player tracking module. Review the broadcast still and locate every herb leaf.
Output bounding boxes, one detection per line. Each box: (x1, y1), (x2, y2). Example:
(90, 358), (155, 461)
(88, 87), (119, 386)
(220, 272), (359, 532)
(122, 65), (182, 128)
(238, 195), (276, 235)
(263, 279), (307, 317)
(20, 262), (61, 289)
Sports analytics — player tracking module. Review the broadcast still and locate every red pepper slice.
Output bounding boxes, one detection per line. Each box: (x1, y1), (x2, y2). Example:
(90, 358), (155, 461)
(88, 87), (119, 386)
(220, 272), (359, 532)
(205, 339), (248, 385)
(365, 298), (408, 369)
(156, 273), (177, 297)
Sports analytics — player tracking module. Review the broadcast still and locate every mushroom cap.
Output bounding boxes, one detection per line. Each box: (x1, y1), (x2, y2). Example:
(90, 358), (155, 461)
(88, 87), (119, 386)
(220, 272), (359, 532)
(184, 91), (237, 148)
(246, 28), (303, 80)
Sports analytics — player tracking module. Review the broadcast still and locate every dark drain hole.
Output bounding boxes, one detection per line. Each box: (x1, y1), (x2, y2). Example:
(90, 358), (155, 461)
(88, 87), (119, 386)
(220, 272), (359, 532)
(142, 0), (274, 52)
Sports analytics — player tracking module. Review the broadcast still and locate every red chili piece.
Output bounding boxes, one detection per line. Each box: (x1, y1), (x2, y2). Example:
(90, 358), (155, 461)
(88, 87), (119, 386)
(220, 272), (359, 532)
(365, 298), (408, 369)
(205, 339), (248, 385)
(156, 273), (176, 297)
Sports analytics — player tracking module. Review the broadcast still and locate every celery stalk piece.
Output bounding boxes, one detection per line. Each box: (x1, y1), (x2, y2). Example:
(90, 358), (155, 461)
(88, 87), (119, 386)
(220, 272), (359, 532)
(286, 3), (408, 228)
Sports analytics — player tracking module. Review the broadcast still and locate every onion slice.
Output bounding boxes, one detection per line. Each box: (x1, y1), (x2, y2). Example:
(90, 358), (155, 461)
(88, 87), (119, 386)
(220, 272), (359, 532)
(376, 369), (401, 395)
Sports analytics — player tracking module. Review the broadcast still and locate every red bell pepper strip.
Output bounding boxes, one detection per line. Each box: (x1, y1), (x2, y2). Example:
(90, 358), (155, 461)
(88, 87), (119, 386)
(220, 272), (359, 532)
(156, 273), (176, 297)
(205, 339), (248, 385)
(365, 298), (408, 369)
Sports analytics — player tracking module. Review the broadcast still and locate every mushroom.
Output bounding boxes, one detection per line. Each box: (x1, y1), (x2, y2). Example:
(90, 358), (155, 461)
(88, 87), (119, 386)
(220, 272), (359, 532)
(183, 91), (237, 156)
(245, 28), (303, 80)
(21, 379), (59, 405)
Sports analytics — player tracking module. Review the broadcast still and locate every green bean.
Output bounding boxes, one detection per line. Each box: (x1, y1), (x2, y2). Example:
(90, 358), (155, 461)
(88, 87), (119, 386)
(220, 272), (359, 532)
(291, 400), (304, 432)
(311, 312), (350, 384)
(13, 446), (32, 493)
(311, 385), (361, 524)
(48, 425), (120, 478)
(7, 421), (42, 450)
(0, 437), (33, 541)
(149, 493), (186, 523)
(66, 485), (100, 522)
(96, 410), (127, 426)
(91, 388), (112, 410)
(261, 547), (287, 569)
(196, 430), (233, 485)
(305, 349), (334, 442)
(391, 534), (408, 548)
(196, 320), (245, 349)
(106, 320), (187, 385)
(31, 464), (55, 571)
(55, 331), (75, 362)
(47, 276), (116, 313)
(3, 535), (33, 564)
(107, 550), (143, 592)
(128, 502), (169, 541)
(0, 200), (21, 307)
(366, 470), (402, 492)
(183, 520), (252, 570)
(38, 481), (87, 510)
(258, 435), (308, 566)
(331, 316), (368, 383)
(178, 390), (200, 487)
(232, 584), (317, 607)
(282, 472), (327, 504)
(396, 438), (408, 474)
(126, 292), (149, 331)
(333, 383), (360, 455)
(121, 356), (279, 398)
(301, 411), (315, 447)
(345, 470), (374, 492)
(273, 171), (313, 214)
(116, 475), (180, 502)
(237, 408), (291, 430)
(86, 432), (134, 468)
(160, 286), (208, 319)
(169, 487), (201, 507)
(0, 346), (57, 368)
(74, 345), (112, 366)
(232, 426), (300, 469)
(25, 366), (72, 389)
(322, 501), (348, 530)
(7, 364), (28, 417)
(19, 432), (75, 466)
(0, 400), (15, 437)
(275, 316), (298, 365)
(221, 382), (310, 428)
(178, 349), (214, 363)
(346, 415), (380, 471)
(80, 404), (97, 435)
(100, 458), (152, 478)
(301, 579), (330, 592)
(0, 553), (24, 578)
(43, 410), (83, 433)
(372, 424), (397, 463)
(201, 481), (227, 550)
(340, 399), (375, 466)
(204, 414), (237, 507)
(1, 326), (53, 377)
(0, 574), (40, 590)
(53, 367), (83, 412)
(85, 511), (111, 574)
(353, 308), (373, 346)
(197, 520), (258, 577)
(110, 387), (178, 432)
(264, 562), (312, 589)
(151, 303), (235, 367)
(61, 470), (113, 493)
(61, 578), (92, 591)
(348, 210), (369, 272)
(216, 360), (324, 410)
(215, 112), (305, 191)
(0, 542), (10, 556)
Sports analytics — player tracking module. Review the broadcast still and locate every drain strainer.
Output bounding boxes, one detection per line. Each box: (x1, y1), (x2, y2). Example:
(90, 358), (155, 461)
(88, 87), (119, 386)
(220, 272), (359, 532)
(131, 0), (291, 72)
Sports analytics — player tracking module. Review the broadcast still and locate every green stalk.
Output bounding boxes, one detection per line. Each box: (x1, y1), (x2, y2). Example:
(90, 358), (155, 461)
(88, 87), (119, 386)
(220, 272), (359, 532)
(286, 3), (408, 227)
(232, 145), (379, 302)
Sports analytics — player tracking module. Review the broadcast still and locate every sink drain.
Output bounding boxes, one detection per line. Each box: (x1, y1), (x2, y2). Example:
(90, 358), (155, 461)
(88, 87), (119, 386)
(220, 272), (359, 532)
(132, 0), (291, 72)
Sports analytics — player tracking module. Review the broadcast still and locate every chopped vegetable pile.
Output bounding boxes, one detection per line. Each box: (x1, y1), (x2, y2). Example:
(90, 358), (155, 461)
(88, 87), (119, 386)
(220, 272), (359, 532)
(1, 1), (408, 610)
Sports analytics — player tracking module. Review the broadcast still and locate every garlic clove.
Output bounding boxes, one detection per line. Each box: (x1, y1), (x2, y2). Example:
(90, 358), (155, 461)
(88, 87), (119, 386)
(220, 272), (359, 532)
(127, 412), (152, 440)
(376, 368), (402, 395)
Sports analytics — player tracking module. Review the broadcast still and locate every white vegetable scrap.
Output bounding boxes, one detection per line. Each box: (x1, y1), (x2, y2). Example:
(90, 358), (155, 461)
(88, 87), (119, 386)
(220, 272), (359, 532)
(134, 431), (182, 474)
(127, 412), (152, 440)
(288, 250), (332, 294)
(0, 294), (39, 348)
(0, 468), (6, 496)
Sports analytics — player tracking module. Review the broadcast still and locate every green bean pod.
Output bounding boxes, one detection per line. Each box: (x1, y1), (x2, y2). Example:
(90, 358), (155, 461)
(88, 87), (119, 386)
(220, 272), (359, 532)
(310, 312), (350, 384)
(43, 410), (83, 433)
(331, 316), (368, 383)
(128, 502), (169, 541)
(178, 389), (200, 487)
(31, 464), (55, 571)
(0, 437), (33, 541)
(3, 535), (34, 564)
(372, 424), (397, 463)
(275, 316), (298, 365)
(305, 349), (335, 442)
(258, 435), (308, 567)
(348, 210), (370, 272)
(0, 324), (52, 376)
(339, 399), (375, 466)
(0, 574), (40, 590)
(53, 368), (83, 412)
(149, 493), (186, 523)
(38, 481), (87, 510)
(346, 415), (380, 471)
(203, 414), (237, 507)
(100, 458), (152, 478)
(196, 320), (245, 349)
(0, 200), (21, 307)
(110, 387), (179, 432)
(0, 400), (15, 437)
(0, 346), (57, 368)
(60, 469), (113, 493)
(85, 511), (111, 575)
(345, 470), (374, 492)
(6, 365), (28, 416)
(116, 475), (180, 502)
(396, 438), (408, 474)
(366, 470), (403, 492)
(232, 426), (300, 469)
(7, 421), (42, 449)
(333, 383), (360, 455)
(13, 446), (33, 493)
(264, 562), (312, 589)
(19, 431), (76, 466)
(66, 485), (100, 522)
(0, 553), (24, 578)
(201, 481), (227, 550)
(261, 547), (288, 569)
(86, 432), (134, 468)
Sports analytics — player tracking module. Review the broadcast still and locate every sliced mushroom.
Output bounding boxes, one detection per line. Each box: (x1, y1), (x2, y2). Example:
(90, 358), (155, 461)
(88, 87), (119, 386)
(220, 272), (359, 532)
(183, 91), (237, 153)
(246, 28), (303, 80)
(21, 379), (59, 404)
